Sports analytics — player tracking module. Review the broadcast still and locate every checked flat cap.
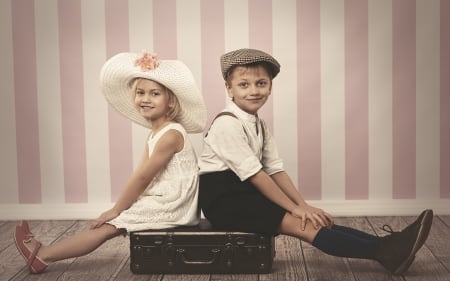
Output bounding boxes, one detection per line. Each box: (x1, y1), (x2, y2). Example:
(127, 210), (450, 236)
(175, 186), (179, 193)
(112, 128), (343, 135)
(220, 48), (280, 80)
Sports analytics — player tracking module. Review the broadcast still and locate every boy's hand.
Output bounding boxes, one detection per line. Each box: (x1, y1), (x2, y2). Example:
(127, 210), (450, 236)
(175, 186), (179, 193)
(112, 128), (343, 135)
(291, 205), (334, 231)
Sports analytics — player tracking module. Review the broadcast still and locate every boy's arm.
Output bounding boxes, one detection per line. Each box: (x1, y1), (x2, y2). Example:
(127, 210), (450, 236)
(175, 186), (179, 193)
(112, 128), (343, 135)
(250, 170), (333, 229)
(270, 171), (307, 205)
(249, 170), (299, 214)
(271, 171), (334, 228)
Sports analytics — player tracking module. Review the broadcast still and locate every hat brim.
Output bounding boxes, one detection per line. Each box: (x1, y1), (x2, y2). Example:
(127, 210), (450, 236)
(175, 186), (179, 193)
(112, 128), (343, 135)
(100, 53), (206, 133)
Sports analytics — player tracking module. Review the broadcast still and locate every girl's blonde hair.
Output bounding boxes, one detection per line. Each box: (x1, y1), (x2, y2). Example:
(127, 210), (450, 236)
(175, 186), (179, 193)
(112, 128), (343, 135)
(130, 78), (181, 122)
(166, 89), (181, 121)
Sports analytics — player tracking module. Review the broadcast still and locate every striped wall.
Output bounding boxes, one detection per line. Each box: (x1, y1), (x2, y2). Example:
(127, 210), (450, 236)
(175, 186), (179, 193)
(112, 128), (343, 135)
(0, 0), (449, 219)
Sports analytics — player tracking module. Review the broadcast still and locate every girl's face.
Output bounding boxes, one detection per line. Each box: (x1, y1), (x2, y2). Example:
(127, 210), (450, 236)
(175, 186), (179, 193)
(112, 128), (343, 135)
(226, 65), (272, 115)
(133, 79), (171, 122)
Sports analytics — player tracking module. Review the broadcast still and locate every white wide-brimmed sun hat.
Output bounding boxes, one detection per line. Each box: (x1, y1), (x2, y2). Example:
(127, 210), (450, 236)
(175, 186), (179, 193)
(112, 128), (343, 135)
(100, 51), (207, 133)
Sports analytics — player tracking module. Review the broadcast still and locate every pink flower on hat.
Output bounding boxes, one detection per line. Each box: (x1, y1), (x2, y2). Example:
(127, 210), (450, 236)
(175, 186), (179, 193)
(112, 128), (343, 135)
(134, 50), (160, 71)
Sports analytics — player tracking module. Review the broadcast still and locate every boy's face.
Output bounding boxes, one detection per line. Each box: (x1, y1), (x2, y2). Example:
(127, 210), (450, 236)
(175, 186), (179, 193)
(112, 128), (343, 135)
(226, 65), (272, 115)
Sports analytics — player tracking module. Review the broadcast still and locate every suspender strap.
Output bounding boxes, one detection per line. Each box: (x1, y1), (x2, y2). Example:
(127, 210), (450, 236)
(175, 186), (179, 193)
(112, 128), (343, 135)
(204, 112), (238, 137)
(205, 111), (265, 143)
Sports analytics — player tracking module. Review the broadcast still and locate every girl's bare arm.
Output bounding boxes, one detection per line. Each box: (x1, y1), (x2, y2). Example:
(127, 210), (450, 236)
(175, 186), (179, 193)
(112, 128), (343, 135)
(91, 129), (183, 228)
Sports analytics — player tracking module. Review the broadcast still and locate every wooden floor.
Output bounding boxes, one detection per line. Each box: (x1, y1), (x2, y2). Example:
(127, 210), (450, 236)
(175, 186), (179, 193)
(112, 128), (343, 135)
(1, 215), (449, 281)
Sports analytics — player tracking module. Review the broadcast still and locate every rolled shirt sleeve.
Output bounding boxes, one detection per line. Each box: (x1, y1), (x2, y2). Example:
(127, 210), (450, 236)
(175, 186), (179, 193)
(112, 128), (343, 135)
(260, 121), (284, 176)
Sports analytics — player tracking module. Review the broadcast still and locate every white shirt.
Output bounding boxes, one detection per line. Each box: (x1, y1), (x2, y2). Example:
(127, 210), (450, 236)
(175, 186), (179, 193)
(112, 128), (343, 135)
(199, 102), (283, 181)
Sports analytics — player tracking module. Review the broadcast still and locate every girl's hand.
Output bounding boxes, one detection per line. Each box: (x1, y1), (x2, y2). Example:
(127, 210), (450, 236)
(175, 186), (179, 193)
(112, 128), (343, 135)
(291, 205), (334, 231)
(91, 208), (120, 229)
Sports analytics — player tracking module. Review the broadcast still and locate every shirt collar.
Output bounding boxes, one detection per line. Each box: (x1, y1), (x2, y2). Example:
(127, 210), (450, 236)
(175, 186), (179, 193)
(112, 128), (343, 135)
(226, 101), (258, 123)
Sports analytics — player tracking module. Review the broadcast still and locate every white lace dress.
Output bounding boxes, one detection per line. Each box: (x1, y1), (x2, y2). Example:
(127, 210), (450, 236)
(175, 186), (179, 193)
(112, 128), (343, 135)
(108, 123), (200, 231)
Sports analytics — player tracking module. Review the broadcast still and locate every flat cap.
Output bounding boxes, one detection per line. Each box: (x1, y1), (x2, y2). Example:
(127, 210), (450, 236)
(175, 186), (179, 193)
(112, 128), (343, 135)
(220, 48), (280, 80)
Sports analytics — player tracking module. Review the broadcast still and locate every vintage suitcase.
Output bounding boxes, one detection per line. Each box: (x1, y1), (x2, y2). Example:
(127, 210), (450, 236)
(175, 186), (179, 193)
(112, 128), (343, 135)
(130, 219), (275, 274)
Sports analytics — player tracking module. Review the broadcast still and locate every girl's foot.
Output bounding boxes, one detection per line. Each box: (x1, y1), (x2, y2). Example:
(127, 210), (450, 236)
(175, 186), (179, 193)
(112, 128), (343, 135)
(13, 221), (48, 274)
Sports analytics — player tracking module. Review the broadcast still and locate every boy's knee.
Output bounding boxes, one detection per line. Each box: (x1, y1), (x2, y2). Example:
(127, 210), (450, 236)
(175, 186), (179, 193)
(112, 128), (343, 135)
(278, 213), (320, 243)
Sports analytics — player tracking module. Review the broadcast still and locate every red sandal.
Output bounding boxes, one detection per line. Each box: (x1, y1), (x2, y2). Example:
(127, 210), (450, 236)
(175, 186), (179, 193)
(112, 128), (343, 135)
(13, 221), (48, 273)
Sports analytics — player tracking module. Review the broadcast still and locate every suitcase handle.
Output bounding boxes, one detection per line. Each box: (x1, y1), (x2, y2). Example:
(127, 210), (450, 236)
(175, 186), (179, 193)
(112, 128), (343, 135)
(176, 248), (221, 265)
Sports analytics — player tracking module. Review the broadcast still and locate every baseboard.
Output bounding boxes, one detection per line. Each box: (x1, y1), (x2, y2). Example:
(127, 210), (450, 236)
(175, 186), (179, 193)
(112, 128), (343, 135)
(309, 199), (450, 216)
(1, 199), (449, 220)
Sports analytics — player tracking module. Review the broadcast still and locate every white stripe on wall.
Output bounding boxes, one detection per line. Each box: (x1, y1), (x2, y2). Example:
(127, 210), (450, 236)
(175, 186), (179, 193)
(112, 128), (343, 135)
(223, 0), (249, 109)
(1, 0), (449, 215)
(224, 0), (249, 52)
(368, 0), (393, 199)
(35, 0), (65, 203)
(129, 0), (154, 55)
(176, 0), (204, 155)
(415, 0), (440, 199)
(0, 0), (19, 203)
(81, 0), (111, 203)
(177, 0), (202, 84)
(272, 0), (299, 184)
(320, 0), (346, 199)
(129, 0), (154, 169)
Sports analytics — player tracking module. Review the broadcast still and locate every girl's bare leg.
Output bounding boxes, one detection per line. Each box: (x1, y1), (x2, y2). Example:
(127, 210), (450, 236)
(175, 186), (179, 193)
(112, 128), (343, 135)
(27, 223), (125, 263)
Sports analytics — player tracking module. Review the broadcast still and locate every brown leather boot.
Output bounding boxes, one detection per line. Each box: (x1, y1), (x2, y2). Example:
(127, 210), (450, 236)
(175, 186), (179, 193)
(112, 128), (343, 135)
(374, 209), (433, 275)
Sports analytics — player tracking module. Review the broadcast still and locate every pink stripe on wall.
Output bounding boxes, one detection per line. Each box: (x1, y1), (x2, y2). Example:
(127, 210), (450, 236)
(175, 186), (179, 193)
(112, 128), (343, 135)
(344, 0), (369, 199)
(249, 0), (273, 132)
(392, 0), (416, 199)
(11, 0), (42, 203)
(105, 0), (132, 202)
(58, 0), (88, 203)
(441, 0), (450, 198)
(297, 0), (321, 199)
(200, 0), (225, 123)
(153, 0), (177, 58)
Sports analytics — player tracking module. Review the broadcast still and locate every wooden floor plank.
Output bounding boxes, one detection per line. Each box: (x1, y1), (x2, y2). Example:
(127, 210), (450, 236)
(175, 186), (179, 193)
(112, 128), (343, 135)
(1, 217), (449, 281)
(402, 247), (450, 281)
(438, 216), (450, 228)
(0, 221), (18, 251)
(210, 273), (257, 281)
(114, 257), (163, 281)
(162, 274), (210, 281)
(260, 235), (308, 281)
(303, 246), (354, 281)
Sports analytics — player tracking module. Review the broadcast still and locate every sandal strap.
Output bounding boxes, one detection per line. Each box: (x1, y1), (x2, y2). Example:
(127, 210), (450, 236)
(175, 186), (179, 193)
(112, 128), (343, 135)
(23, 234), (35, 243)
(26, 242), (42, 269)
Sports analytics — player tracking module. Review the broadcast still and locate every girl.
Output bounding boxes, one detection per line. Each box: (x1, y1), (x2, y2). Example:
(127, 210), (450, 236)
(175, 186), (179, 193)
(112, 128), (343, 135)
(198, 48), (433, 275)
(14, 51), (207, 273)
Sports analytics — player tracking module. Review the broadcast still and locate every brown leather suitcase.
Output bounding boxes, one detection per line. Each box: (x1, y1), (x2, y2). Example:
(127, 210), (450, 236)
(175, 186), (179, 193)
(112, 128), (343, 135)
(130, 219), (275, 274)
